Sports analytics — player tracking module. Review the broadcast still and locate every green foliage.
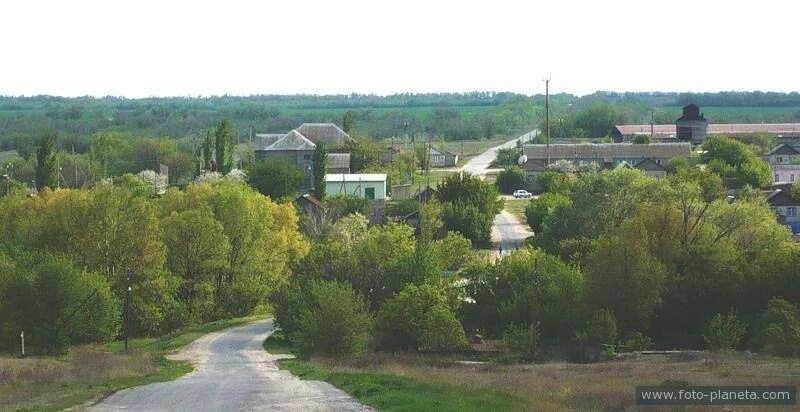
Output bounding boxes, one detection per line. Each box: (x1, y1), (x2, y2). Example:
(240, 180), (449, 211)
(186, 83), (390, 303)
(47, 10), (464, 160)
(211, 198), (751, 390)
(503, 322), (539, 356)
(203, 130), (214, 171)
(701, 135), (771, 188)
(214, 119), (234, 174)
(704, 310), (747, 351)
(326, 194), (369, 221)
(536, 171), (576, 194)
(0, 253), (119, 354)
(495, 166), (527, 194)
(246, 158), (303, 200)
(572, 103), (619, 138)
(375, 283), (467, 352)
(35, 135), (58, 190)
(313, 142), (327, 200)
(436, 172), (502, 247)
(621, 332), (653, 351)
(342, 111), (356, 134)
(494, 148), (519, 167)
(632, 134), (650, 144)
(525, 192), (571, 233)
(461, 247), (585, 340)
(584, 309), (618, 345)
(294, 280), (373, 356)
(759, 298), (800, 357)
(344, 133), (381, 171)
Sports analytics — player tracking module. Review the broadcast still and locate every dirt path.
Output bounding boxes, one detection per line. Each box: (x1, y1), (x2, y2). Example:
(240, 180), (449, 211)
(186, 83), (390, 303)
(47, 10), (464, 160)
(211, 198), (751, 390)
(88, 320), (370, 412)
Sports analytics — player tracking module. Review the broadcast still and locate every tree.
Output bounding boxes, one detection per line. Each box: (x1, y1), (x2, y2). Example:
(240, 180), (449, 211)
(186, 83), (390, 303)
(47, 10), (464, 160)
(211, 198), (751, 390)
(633, 134), (650, 144)
(701, 135), (771, 188)
(203, 130), (214, 171)
(246, 159), (303, 200)
(525, 193), (571, 233)
(584, 309), (618, 345)
(162, 207), (230, 322)
(313, 142), (327, 200)
(436, 172), (502, 247)
(496, 166), (527, 194)
(293, 280), (373, 356)
(375, 283), (467, 352)
(704, 310), (747, 351)
(342, 110), (356, 134)
(36, 135), (58, 190)
(214, 119), (234, 174)
(495, 148), (519, 167)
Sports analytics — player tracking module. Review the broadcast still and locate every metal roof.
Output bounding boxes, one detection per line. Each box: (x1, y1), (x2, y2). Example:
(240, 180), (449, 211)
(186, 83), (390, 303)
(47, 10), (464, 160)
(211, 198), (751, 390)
(523, 143), (691, 160)
(616, 123), (800, 136)
(325, 173), (387, 182)
(261, 130), (316, 151)
(327, 153), (351, 169)
(296, 123), (354, 147)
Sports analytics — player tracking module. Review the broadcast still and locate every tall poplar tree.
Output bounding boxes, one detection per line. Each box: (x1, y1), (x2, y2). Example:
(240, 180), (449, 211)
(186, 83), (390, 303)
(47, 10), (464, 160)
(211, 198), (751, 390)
(313, 142), (327, 200)
(203, 130), (214, 171)
(215, 119), (233, 174)
(36, 134), (58, 190)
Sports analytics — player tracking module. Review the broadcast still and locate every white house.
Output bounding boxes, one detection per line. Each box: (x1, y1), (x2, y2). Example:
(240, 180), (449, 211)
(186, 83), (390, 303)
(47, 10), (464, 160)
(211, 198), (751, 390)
(325, 173), (387, 200)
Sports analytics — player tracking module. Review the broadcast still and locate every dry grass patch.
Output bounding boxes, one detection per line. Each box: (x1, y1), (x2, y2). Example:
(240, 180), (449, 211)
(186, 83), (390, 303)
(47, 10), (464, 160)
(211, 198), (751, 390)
(306, 352), (800, 411)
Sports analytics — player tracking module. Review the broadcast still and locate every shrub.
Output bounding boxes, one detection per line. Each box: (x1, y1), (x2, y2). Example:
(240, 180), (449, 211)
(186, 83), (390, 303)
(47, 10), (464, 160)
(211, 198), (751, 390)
(496, 167), (527, 194)
(622, 331), (654, 351)
(524, 193), (571, 233)
(759, 298), (800, 357)
(375, 284), (467, 352)
(704, 310), (747, 351)
(503, 322), (540, 356)
(293, 280), (373, 356)
(585, 309), (618, 345)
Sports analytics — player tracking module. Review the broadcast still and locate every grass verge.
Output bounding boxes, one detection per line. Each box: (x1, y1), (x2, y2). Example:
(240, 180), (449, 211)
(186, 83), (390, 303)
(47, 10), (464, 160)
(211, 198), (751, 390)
(0, 315), (263, 412)
(503, 199), (529, 225)
(279, 358), (528, 412)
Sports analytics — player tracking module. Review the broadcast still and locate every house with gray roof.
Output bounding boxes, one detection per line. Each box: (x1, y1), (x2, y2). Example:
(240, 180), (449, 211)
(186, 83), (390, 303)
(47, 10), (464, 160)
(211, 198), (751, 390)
(296, 123), (354, 148)
(765, 143), (800, 166)
(765, 187), (800, 234)
(255, 130), (317, 190)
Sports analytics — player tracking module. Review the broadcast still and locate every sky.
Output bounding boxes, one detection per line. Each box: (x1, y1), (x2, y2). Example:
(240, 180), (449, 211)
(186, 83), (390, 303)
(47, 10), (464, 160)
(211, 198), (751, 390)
(0, 0), (798, 98)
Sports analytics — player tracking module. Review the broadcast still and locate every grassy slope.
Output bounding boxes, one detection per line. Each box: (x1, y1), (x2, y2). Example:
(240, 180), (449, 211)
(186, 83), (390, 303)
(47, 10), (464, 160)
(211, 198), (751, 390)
(279, 358), (527, 412)
(0, 316), (262, 412)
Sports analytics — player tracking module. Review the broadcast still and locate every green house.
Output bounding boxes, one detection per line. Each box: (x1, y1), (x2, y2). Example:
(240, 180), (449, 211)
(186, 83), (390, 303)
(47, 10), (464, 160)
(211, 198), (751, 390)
(325, 173), (387, 200)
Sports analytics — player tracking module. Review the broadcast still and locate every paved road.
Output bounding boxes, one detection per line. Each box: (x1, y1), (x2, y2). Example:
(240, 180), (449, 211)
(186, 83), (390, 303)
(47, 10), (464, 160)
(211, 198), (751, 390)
(491, 210), (533, 256)
(89, 320), (370, 412)
(460, 129), (538, 177)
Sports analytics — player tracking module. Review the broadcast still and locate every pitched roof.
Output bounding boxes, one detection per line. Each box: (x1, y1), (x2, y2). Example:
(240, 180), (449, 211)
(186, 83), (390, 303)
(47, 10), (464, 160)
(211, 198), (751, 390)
(254, 133), (285, 150)
(296, 123), (353, 147)
(325, 173), (387, 182)
(523, 143), (691, 160)
(765, 188), (798, 207)
(327, 153), (351, 170)
(766, 143), (800, 156)
(634, 158), (667, 172)
(262, 130), (316, 151)
(615, 123), (800, 137)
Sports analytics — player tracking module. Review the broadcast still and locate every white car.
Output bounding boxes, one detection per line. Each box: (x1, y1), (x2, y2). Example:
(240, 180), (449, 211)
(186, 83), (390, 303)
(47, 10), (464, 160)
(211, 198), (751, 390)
(513, 189), (532, 199)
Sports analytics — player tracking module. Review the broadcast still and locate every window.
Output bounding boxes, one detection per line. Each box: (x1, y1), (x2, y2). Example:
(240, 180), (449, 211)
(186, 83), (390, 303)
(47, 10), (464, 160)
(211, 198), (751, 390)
(778, 156), (784, 163)
(788, 207), (797, 217)
(364, 187), (375, 200)
(792, 174), (796, 182)
(303, 154), (312, 160)
(775, 173), (780, 182)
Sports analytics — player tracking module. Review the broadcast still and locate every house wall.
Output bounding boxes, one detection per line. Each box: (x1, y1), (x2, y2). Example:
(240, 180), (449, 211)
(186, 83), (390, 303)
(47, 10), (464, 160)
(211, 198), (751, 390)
(767, 154), (800, 165)
(325, 180), (387, 200)
(429, 154), (446, 167)
(772, 165), (800, 184)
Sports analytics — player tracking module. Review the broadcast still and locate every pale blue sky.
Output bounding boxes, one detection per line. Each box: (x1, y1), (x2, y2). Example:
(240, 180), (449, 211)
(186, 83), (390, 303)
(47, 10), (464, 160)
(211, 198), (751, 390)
(1, 0), (797, 97)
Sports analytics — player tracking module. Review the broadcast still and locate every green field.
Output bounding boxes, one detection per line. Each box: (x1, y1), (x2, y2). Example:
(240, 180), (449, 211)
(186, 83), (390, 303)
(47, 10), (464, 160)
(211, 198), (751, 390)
(661, 106), (800, 123)
(0, 315), (263, 412)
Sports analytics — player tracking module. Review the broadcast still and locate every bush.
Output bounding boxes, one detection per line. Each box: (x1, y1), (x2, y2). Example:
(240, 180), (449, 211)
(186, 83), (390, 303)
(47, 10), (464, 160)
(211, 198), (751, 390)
(246, 158), (303, 200)
(503, 322), (540, 356)
(622, 331), (654, 351)
(584, 309), (618, 345)
(704, 310), (747, 351)
(375, 283), (467, 352)
(496, 167), (527, 194)
(759, 298), (800, 357)
(326, 195), (370, 221)
(524, 193), (571, 233)
(293, 280), (373, 356)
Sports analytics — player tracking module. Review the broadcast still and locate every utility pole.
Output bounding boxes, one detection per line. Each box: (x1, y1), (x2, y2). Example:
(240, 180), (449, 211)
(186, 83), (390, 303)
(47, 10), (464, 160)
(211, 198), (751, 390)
(650, 110), (655, 141)
(544, 78), (551, 166)
(124, 272), (131, 351)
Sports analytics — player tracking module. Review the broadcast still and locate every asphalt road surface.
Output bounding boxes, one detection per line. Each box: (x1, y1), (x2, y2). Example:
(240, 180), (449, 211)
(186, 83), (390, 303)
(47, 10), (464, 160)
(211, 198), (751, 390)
(89, 320), (370, 412)
(460, 129), (538, 177)
(491, 210), (533, 256)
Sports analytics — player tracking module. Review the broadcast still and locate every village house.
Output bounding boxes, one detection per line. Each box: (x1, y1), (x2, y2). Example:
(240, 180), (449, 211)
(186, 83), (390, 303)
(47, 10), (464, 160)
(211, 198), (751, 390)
(325, 173), (387, 200)
(765, 186), (800, 234)
(428, 147), (459, 168)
